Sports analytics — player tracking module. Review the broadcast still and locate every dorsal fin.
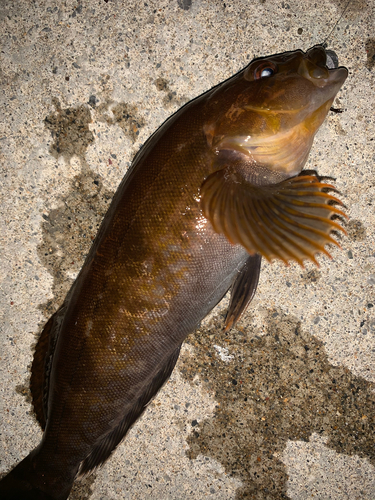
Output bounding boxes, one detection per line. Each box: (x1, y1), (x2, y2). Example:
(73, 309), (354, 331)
(78, 344), (182, 476)
(30, 305), (65, 430)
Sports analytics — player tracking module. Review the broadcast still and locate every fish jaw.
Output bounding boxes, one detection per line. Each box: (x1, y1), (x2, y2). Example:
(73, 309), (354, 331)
(204, 46), (348, 180)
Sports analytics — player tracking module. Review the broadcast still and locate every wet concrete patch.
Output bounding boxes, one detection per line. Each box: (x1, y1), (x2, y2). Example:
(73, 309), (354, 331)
(346, 219), (367, 241)
(300, 268), (321, 284)
(365, 38), (375, 70)
(154, 77), (169, 92)
(69, 474), (96, 500)
(110, 102), (145, 141)
(15, 382), (32, 405)
(180, 310), (375, 499)
(154, 77), (188, 109)
(95, 100), (145, 142)
(177, 0), (192, 11)
(37, 171), (114, 317)
(44, 99), (94, 162)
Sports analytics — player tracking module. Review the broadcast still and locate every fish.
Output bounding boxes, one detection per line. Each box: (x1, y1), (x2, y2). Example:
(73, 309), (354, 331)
(0, 46), (347, 499)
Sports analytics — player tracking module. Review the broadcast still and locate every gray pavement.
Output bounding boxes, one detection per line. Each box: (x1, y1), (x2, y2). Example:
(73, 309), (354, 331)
(0, 1), (374, 499)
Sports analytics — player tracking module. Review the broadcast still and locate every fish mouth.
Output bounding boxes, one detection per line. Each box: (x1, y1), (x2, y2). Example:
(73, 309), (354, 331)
(299, 45), (348, 89)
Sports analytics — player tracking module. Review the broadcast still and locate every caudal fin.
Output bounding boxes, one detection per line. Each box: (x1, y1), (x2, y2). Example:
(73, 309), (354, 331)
(0, 451), (73, 500)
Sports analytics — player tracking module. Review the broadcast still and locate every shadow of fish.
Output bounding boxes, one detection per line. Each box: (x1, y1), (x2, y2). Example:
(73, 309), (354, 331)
(0, 46), (347, 500)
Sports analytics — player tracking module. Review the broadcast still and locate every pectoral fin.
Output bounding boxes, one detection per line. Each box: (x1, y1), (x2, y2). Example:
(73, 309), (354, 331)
(225, 254), (261, 331)
(200, 168), (347, 266)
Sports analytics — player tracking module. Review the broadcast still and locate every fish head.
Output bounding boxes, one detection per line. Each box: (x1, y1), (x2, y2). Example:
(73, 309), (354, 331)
(205, 46), (348, 181)
(200, 47), (348, 265)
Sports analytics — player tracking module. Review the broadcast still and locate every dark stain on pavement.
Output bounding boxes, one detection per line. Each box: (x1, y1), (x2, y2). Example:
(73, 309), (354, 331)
(180, 310), (375, 499)
(44, 99), (94, 162)
(300, 268), (321, 284)
(69, 474), (96, 500)
(95, 99), (145, 142)
(37, 170), (114, 317)
(154, 77), (188, 109)
(177, 0), (192, 11)
(365, 38), (375, 70)
(346, 219), (367, 241)
(40, 99), (125, 316)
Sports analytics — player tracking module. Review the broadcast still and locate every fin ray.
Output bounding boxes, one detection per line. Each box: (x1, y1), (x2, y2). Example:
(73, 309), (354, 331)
(225, 254), (262, 331)
(200, 171), (346, 265)
(31, 305), (66, 430)
(78, 344), (182, 476)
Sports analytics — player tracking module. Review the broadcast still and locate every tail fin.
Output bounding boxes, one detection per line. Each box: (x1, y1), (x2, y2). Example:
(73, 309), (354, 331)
(0, 465), (55, 500)
(0, 452), (73, 500)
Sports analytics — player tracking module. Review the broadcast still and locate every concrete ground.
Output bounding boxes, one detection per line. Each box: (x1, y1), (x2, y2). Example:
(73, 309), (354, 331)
(0, 0), (374, 499)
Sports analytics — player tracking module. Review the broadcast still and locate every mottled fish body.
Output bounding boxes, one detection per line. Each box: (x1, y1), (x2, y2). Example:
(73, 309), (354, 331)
(0, 46), (347, 499)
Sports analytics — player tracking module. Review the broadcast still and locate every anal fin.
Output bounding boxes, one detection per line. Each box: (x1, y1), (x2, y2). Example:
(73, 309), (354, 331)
(78, 343), (182, 477)
(225, 254), (261, 331)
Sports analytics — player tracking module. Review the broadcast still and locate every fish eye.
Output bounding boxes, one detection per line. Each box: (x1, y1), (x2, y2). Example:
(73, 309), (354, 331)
(254, 61), (278, 80)
(260, 68), (274, 78)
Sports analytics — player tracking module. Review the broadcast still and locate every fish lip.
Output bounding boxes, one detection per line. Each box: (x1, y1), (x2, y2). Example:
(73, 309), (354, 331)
(306, 45), (328, 68)
(301, 45), (348, 88)
(305, 45), (339, 70)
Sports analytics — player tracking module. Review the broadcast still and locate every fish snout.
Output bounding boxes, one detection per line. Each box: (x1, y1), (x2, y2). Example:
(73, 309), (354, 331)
(298, 46), (347, 89)
(300, 46), (330, 81)
(306, 45), (328, 67)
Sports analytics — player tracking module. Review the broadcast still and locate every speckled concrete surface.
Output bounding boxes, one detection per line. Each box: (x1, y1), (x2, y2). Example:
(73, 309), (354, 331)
(0, 1), (374, 499)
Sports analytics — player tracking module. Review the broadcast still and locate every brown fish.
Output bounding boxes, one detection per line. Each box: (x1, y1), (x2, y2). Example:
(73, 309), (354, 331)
(0, 46), (347, 499)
